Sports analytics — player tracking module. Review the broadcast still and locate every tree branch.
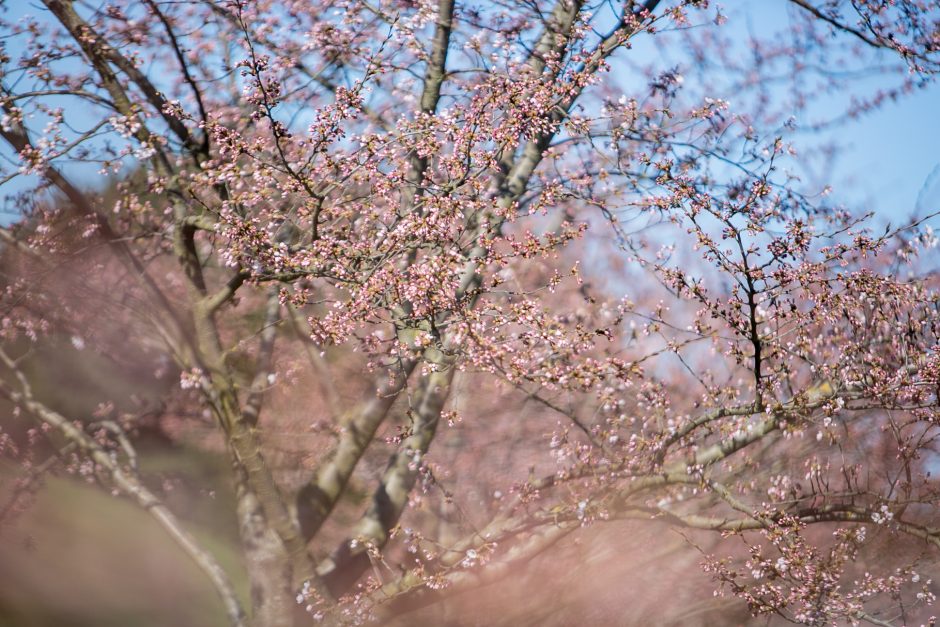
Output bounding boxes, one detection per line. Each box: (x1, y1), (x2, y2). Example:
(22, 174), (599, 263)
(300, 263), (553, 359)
(319, 358), (456, 595)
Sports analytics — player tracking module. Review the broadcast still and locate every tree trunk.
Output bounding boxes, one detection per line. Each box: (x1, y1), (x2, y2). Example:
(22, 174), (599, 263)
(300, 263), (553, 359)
(236, 476), (295, 627)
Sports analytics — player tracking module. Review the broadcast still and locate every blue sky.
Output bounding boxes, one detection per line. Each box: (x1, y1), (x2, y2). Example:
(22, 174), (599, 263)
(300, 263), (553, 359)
(731, 2), (940, 221)
(828, 84), (940, 218)
(614, 1), (940, 223)
(1, 1), (938, 226)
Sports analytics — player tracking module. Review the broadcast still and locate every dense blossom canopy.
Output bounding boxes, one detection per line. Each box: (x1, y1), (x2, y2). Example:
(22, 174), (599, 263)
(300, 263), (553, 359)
(1, 0), (940, 625)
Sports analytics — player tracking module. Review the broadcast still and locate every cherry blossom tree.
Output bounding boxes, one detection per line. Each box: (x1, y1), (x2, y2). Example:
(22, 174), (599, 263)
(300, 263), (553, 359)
(1, 0), (940, 625)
